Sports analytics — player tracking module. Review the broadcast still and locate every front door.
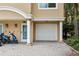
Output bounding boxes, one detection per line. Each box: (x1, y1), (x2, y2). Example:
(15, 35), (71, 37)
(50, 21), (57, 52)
(21, 24), (27, 42)
(0, 24), (3, 33)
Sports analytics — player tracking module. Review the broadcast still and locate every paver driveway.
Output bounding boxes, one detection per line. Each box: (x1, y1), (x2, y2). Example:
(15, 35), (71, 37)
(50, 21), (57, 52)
(0, 42), (76, 56)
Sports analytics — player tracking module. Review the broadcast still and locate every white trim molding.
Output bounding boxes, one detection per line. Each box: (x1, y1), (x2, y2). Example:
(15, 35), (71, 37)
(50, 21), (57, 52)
(0, 6), (32, 19)
(33, 17), (65, 21)
(27, 20), (31, 44)
(59, 22), (63, 42)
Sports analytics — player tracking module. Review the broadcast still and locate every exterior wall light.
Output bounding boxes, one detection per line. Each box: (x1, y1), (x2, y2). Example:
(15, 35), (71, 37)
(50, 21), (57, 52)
(23, 21), (26, 23)
(15, 24), (17, 27)
(5, 24), (8, 28)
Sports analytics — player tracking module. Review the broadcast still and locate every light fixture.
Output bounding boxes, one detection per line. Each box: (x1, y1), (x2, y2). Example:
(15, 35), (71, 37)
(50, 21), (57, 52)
(23, 21), (26, 23)
(15, 24), (17, 27)
(5, 24), (8, 28)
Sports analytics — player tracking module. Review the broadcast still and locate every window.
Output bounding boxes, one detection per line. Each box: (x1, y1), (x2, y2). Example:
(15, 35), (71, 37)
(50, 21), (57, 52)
(48, 3), (56, 8)
(38, 3), (57, 9)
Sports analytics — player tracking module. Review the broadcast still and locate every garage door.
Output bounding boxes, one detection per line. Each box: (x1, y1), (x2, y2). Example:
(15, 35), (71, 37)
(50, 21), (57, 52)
(36, 23), (58, 41)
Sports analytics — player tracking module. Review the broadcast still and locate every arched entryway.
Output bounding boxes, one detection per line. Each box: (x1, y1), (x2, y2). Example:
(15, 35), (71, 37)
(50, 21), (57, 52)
(0, 6), (32, 44)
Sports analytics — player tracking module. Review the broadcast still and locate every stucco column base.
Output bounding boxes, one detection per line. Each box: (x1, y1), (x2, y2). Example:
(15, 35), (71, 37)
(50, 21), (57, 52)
(59, 39), (63, 43)
(27, 43), (32, 46)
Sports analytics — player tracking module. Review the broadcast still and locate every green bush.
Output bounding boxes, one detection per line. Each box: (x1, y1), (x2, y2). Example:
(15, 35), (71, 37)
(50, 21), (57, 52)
(66, 37), (79, 46)
(73, 43), (79, 51)
(65, 36), (79, 51)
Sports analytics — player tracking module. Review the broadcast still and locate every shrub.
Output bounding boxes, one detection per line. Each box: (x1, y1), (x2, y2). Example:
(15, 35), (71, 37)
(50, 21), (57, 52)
(66, 37), (79, 46)
(65, 36), (79, 51)
(73, 43), (79, 51)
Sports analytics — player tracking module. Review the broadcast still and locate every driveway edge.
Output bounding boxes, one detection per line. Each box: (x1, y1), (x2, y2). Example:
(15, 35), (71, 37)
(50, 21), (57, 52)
(63, 42), (79, 56)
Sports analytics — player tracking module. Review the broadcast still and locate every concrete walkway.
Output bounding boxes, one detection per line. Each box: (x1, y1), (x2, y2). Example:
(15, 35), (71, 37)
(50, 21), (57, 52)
(0, 42), (77, 56)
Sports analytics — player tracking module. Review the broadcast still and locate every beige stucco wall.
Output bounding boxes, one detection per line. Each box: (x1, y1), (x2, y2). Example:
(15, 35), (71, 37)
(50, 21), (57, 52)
(0, 20), (23, 42)
(0, 3), (64, 18)
(0, 3), (31, 14)
(0, 21), (60, 43)
(0, 3), (64, 43)
(0, 10), (25, 20)
(31, 3), (64, 18)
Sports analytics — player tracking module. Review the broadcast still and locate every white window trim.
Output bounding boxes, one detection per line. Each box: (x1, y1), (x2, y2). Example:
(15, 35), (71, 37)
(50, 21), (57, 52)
(38, 3), (58, 10)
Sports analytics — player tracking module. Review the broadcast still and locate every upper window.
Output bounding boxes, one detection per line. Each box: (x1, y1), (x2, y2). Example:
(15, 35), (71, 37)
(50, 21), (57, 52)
(38, 3), (57, 9)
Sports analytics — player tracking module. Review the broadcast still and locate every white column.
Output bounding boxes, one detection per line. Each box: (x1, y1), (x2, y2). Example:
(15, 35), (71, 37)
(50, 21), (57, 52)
(59, 22), (63, 42)
(27, 20), (31, 44)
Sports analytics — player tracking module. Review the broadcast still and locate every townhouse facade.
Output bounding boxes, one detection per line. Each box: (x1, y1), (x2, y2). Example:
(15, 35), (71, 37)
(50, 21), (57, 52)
(0, 3), (64, 45)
